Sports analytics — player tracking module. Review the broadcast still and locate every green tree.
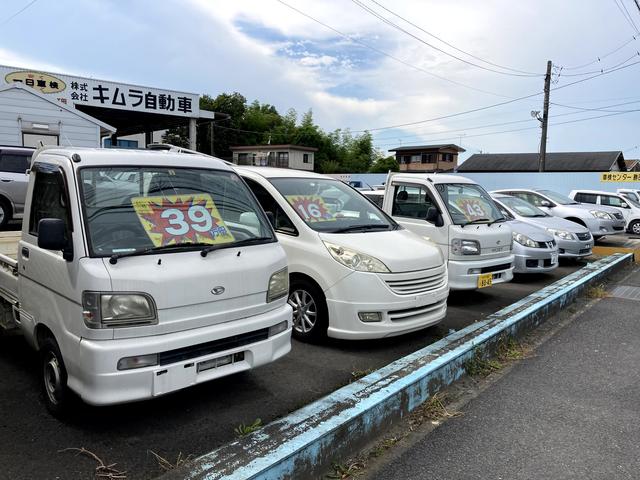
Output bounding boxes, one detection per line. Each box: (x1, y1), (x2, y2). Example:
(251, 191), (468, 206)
(369, 155), (399, 173)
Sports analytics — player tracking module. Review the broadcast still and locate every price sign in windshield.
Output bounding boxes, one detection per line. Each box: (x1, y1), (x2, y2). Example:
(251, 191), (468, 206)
(455, 197), (488, 221)
(286, 195), (336, 223)
(132, 194), (235, 247)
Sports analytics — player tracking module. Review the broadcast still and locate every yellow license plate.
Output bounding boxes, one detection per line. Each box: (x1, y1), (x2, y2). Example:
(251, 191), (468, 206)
(477, 273), (493, 288)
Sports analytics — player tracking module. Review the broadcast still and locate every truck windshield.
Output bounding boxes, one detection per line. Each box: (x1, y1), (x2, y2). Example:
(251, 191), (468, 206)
(79, 167), (275, 257)
(496, 195), (550, 217)
(269, 178), (396, 233)
(435, 183), (504, 225)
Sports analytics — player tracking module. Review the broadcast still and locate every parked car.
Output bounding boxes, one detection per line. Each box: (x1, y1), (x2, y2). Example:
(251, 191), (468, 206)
(505, 218), (558, 274)
(617, 188), (640, 203)
(0, 145), (34, 228)
(378, 173), (514, 290)
(235, 167), (449, 341)
(0, 146), (293, 414)
(491, 193), (593, 258)
(569, 189), (640, 234)
(361, 189), (384, 208)
(492, 189), (625, 239)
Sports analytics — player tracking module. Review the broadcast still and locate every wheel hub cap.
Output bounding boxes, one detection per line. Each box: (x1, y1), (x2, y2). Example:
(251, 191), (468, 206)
(44, 356), (62, 405)
(288, 289), (317, 334)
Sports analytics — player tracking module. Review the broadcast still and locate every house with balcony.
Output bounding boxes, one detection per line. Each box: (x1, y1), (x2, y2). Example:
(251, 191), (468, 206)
(230, 144), (317, 171)
(389, 144), (465, 173)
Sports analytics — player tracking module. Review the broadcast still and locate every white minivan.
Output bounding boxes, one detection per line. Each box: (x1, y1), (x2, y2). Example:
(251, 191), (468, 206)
(236, 167), (449, 341)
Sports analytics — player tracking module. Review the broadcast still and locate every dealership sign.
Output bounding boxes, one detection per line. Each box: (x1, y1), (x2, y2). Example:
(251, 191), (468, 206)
(0, 65), (199, 117)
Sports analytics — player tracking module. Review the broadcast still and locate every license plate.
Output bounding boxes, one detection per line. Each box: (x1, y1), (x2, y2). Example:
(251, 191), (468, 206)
(477, 273), (493, 288)
(551, 253), (558, 264)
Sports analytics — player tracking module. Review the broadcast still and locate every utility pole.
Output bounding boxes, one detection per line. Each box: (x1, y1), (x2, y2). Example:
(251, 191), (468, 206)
(210, 121), (214, 156)
(538, 60), (552, 172)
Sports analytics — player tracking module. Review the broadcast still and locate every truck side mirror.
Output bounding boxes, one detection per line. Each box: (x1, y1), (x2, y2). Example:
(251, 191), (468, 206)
(38, 218), (73, 260)
(426, 207), (444, 227)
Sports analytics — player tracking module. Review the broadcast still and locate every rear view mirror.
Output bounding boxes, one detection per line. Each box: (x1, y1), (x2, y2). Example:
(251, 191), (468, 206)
(38, 219), (72, 260)
(426, 207), (444, 227)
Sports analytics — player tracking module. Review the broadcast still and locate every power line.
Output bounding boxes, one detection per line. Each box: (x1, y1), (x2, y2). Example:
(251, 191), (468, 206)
(614, 0), (640, 34)
(275, 0), (513, 98)
(551, 99), (640, 113)
(367, 0), (540, 76)
(351, 0), (542, 77)
(562, 36), (637, 70)
(556, 51), (640, 77)
(0, 0), (40, 27)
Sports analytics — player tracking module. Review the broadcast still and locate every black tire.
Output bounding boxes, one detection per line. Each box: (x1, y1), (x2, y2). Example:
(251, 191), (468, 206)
(0, 198), (11, 230)
(40, 336), (71, 417)
(287, 278), (328, 342)
(628, 220), (640, 235)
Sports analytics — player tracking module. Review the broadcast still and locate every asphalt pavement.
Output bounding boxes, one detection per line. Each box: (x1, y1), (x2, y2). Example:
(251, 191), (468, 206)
(371, 268), (640, 480)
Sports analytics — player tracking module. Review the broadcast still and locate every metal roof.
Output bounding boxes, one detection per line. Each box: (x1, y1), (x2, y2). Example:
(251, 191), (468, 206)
(458, 151), (626, 172)
(389, 144), (466, 152)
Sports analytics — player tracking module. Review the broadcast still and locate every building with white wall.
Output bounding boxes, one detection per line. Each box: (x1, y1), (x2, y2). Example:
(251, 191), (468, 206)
(230, 144), (317, 171)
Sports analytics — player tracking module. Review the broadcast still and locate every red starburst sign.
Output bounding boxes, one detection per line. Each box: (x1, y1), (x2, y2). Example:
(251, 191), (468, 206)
(131, 194), (235, 247)
(286, 195), (335, 223)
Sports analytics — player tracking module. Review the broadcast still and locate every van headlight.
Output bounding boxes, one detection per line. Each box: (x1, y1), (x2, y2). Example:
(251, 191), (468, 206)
(590, 210), (612, 219)
(512, 232), (538, 248)
(323, 241), (390, 272)
(546, 228), (575, 240)
(267, 267), (289, 302)
(451, 238), (480, 255)
(82, 292), (157, 328)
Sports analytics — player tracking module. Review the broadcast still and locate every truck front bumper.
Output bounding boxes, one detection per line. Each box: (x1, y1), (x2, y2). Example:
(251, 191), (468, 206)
(70, 303), (292, 406)
(448, 255), (515, 290)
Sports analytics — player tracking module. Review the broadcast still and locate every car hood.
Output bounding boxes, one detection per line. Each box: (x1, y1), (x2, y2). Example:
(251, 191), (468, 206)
(518, 215), (590, 234)
(508, 220), (554, 242)
(318, 228), (443, 273)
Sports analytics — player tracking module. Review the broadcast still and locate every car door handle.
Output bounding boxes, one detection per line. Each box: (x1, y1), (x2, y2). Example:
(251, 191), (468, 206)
(21, 247), (29, 258)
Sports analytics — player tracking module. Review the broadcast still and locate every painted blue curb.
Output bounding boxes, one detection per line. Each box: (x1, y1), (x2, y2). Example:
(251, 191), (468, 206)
(167, 253), (632, 480)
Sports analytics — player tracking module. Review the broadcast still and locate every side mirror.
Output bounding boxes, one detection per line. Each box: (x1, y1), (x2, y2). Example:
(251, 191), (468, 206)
(426, 207), (444, 227)
(621, 202), (630, 209)
(38, 218), (73, 260)
(540, 200), (552, 208)
(264, 211), (276, 228)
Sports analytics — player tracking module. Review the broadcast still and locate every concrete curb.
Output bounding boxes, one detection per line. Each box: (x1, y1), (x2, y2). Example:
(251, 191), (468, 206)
(168, 253), (633, 480)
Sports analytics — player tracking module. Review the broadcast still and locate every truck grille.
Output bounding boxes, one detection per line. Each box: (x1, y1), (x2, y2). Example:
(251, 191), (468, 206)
(383, 268), (447, 295)
(480, 263), (512, 274)
(576, 232), (591, 241)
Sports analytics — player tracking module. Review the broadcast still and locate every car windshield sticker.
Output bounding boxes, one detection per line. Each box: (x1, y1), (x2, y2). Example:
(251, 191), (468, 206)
(454, 196), (489, 221)
(286, 195), (336, 223)
(131, 194), (235, 246)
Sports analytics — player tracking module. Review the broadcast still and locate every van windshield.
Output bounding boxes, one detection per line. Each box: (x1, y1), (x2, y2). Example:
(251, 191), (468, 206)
(79, 167), (275, 257)
(435, 183), (504, 225)
(269, 177), (396, 233)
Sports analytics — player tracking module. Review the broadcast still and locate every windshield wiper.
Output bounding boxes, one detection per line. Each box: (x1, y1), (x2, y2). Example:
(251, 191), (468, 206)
(329, 224), (391, 233)
(109, 242), (213, 264)
(200, 237), (273, 257)
(487, 217), (507, 226)
(461, 218), (490, 227)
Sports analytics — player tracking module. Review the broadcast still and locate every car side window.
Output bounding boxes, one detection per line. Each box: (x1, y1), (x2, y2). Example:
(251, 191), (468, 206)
(0, 154), (30, 174)
(243, 178), (298, 235)
(28, 166), (72, 237)
(601, 195), (625, 207)
(392, 184), (437, 219)
(574, 192), (597, 204)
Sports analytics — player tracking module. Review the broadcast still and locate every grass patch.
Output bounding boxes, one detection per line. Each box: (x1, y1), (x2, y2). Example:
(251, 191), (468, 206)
(234, 418), (262, 437)
(496, 337), (526, 362)
(586, 284), (608, 299)
(326, 460), (366, 479)
(409, 392), (463, 430)
(148, 450), (192, 472)
(464, 349), (502, 377)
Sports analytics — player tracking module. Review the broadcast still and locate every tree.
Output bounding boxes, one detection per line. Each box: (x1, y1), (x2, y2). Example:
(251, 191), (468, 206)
(370, 155), (399, 173)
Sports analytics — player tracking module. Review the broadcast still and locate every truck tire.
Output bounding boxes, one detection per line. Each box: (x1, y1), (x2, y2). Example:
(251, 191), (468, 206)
(40, 336), (71, 416)
(288, 278), (328, 343)
(0, 198), (11, 230)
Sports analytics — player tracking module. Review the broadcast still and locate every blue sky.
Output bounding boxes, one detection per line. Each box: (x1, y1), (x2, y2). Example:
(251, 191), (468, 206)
(1, 0), (639, 161)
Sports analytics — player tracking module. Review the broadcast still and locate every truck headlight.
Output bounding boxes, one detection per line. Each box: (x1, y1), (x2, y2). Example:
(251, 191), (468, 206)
(82, 292), (157, 328)
(546, 228), (575, 240)
(451, 238), (480, 255)
(323, 241), (390, 272)
(267, 267), (289, 303)
(512, 232), (538, 248)
(590, 210), (612, 219)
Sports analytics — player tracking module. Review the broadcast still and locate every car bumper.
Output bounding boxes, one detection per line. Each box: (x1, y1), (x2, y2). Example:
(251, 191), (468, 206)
(324, 266), (449, 340)
(556, 237), (593, 258)
(70, 303), (293, 406)
(447, 255), (514, 290)
(584, 217), (625, 236)
(513, 247), (558, 273)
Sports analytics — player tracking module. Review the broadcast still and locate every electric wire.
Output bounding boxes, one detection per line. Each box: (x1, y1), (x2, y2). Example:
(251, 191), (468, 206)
(614, 0), (640, 34)
(562, 36), (637, 70)
(0, 0), (40, 27)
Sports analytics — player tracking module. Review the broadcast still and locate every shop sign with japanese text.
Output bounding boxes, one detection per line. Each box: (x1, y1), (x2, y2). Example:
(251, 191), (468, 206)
(600, 172), (640, 182)
(1, 65), (199, 117)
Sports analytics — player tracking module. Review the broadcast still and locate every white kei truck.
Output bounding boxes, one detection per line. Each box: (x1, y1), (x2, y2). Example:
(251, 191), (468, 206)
(0, 146), (292, 415)
(380, 173), (514, 290)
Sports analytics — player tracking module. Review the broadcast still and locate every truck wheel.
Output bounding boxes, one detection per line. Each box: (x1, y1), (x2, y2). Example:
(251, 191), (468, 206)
(40, 337), (71, 416)
(288, 279), (328, 342)
(629, 220), (640, 235)
(0, 199), (10, 229)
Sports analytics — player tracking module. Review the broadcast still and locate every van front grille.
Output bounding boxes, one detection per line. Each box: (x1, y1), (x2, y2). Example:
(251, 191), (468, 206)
(384, 269), (447, 295)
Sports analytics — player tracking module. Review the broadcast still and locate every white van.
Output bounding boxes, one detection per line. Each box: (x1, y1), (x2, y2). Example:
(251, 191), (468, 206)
(236, 167), (449, 341)
(372, 173), (514, 290)
(0, 147), (292, 414)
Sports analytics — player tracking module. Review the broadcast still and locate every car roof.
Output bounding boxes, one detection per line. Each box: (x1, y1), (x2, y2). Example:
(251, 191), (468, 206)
(390, 173), (476, 185)
(234, 166), (331, 180)
(570, 189), (621, 196)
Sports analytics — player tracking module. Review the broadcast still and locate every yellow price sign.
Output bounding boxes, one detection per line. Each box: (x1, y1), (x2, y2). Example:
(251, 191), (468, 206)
(131, 194), (235, 247)
(600, 172), (640, 182)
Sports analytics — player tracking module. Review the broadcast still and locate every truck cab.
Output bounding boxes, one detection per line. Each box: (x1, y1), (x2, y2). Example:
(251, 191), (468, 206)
(381, 173), (514, 290)
(0, 147), (292, 414)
